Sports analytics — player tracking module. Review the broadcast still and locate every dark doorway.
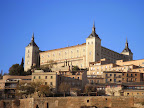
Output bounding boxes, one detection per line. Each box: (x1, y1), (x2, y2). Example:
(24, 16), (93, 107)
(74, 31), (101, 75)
(47, 103), (49, 108)
(36, 105), (39, 108)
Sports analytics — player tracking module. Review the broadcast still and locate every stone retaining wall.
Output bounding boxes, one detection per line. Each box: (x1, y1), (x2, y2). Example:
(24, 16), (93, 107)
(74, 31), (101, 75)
(0, 96), (144, 108)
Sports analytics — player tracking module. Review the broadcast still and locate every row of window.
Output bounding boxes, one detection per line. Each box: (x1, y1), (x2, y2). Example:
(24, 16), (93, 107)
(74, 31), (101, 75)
(123, 73), (137, 77)
(59, 72), (81, 75)
(90, 80), (100, 84)
(125, 78), (137, 81)
(106, 73), (138, 77)
(125, 86), (144, 89)
(87, 41), (100, 45)
(90, 66), (144, 73)
(90, 66), (112, 70)
(105, 79), (121, 82)
(45, 82), (53, 86)
(127, 92), (144, 96)
(42, 49), (86, 58)
(33, 76), (53, 79)
(92, 72), (103, 74)
(41, 55), (83, 62)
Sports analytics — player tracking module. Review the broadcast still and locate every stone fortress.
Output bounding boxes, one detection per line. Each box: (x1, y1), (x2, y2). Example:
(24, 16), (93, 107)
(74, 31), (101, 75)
(0, 22), (144, 108)
(24, 22), (133, 71)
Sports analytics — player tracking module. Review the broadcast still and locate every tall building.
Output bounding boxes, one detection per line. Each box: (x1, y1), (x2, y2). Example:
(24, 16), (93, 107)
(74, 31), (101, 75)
(24, 22), (133, 71)
(24, 33), (40, 71)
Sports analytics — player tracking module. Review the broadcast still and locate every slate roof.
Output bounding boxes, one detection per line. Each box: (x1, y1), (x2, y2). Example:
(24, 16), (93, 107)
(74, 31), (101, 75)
(88, 22), (100, 39)
(122, 47), (132, 54)
(88, 31), (100, 39)
(27, 40), (38, 47)
(122, 39), (132, 54)
(27, 33), (39, 48)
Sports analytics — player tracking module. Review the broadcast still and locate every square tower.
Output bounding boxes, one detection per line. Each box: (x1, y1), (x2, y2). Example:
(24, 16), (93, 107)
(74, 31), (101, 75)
(86, 22), (101, 67)
(24, 33), (39, 71)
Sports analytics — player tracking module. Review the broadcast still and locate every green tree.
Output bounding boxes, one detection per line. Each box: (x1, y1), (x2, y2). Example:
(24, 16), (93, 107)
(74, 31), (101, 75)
(9, 64), (20, 75)
(24, 69), (32, 76)
(72, 66), (80, 71)
(59, 82), (71, 97)
(19, 58), (24, 75)
(9, 58), (25, 76)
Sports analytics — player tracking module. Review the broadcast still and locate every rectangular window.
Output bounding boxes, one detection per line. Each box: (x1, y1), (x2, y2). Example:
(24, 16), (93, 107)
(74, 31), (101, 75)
(45, 82), (47, 85)
(110, 74), (112, 76)
(39, 76), (40, 79)
(50, 82), (53, 86)
(135, 74), (137, 76)
(45, 76), (47, 79)
(106, 79), (108, 83)
(34, 76), (35, 79)
(114, 79), (116, 82)
(91, 80), (93, 84)
(51, 76), (53, 79)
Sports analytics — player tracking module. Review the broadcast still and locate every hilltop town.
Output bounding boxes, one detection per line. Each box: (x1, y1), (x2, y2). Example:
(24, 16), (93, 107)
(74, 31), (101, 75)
(0, 23), (144, 108)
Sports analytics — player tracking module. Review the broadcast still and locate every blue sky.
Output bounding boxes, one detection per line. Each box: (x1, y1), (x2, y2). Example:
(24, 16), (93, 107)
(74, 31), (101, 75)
(0, 0), (144, 73)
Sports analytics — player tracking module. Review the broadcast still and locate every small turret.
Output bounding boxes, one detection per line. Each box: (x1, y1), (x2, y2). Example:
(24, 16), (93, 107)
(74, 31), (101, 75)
(122, 38), (132, 54)
(121, 38), (133, 61)
(88, 21), (100, 39)
(27, 33), (38, 47)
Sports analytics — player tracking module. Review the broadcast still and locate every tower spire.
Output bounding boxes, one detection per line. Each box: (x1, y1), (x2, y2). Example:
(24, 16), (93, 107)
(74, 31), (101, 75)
(88, 21), (100, 39)
(31, 32), (34, 41)
(125, 37), (128, 48)
(92, 21), (95, 33)
(93, 21), (95, 28)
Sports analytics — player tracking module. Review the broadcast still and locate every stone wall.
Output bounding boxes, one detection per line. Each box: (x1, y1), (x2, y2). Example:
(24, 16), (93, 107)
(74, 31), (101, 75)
(33, 96), (134, 108)
(134, 96), (144, 103)
(20, 98), (33, 108)
(0, 96), (144, 108)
